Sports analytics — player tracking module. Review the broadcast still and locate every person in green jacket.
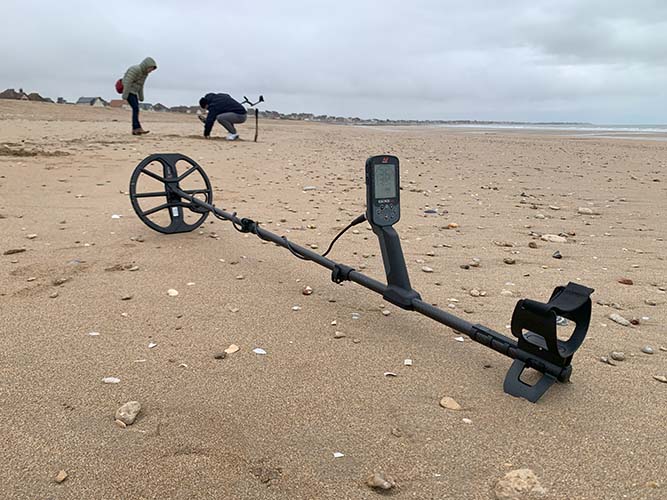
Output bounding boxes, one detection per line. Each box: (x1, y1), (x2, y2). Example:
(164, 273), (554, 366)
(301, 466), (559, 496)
(122, 57), (157, 135)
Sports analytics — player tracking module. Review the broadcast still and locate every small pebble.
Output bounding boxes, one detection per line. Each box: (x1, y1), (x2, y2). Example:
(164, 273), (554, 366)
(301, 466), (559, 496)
(422, 266), (434, 273)
(382, 309), (391, 316)
(653, 375), (667, 383)
(3, 248), (26, 255)
(439, 396), (462, 410)
(366, 472), (396, 491)
(302, 286), (313, 295)
(528, 241), (538, 249)
(49, 291), (59, 299)
(541, 234), (567, 243)
(644, 299), (657, 306)
(115, 401), (141, 425)
(600, 356), (616, 366)
(503, 257), (516, 265)
(552, 250), (562, 259)
(224, 344), (240, 354)
(609, 313), (631, 327)
(167, 289), (179, 297)
(462, 418), (472, 424)
(102, 377), (120, 384)
(333, 331), (346, 339)
(641, 346), (654, 355)
(610, 352), (626, 361)
(618, 278), (634, 285)
(55, 470), (68, 483)
(121, 294), (133, 301)
(214, 352), (227, 359)
(404, 359), (413, 366)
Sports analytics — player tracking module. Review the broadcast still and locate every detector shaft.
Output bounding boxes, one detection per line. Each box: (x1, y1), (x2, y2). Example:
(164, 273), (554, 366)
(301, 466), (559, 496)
(174, 187), (569, 381)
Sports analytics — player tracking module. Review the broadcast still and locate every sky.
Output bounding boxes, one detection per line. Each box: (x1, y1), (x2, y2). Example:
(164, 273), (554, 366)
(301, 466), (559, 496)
(1, 0), (666, 123)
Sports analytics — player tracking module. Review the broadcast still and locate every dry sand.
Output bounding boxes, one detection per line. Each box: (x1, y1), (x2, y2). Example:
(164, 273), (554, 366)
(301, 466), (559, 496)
(0, 100), (665, 499)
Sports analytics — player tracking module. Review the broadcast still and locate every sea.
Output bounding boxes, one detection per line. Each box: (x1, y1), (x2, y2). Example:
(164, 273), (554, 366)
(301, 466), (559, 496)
(440, 123), (667, 140)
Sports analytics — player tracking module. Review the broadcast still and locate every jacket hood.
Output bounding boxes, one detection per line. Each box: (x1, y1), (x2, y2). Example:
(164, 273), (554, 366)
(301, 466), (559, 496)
(140, 57), (157, 73)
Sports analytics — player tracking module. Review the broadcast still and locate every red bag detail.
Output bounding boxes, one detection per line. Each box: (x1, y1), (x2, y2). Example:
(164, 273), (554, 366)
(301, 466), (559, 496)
(115, 78), (124, 94)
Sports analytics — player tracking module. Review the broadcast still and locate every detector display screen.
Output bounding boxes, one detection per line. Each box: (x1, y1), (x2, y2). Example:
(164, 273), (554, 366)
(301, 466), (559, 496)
(373, 164), (397, 199)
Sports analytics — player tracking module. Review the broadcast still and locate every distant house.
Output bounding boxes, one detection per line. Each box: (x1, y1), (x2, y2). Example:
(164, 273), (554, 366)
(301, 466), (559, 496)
(0, 88), (29, 100)
(27, 92), (49, 102)
(138, 102), (153, 111)
(109, 99), (129, 109)
(153, 103), (169, 112)
(76, 97), (107, 107)
(57, 97), (67, 104)
(169, 105), (200, 114)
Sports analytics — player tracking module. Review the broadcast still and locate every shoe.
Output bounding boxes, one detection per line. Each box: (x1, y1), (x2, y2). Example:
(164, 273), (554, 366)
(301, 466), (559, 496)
(226, 133), (239, 141)
(132, 128), (150, 135)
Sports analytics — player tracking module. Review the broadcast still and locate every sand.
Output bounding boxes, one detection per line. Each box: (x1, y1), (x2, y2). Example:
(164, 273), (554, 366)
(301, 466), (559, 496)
(0, 100), (665, 499)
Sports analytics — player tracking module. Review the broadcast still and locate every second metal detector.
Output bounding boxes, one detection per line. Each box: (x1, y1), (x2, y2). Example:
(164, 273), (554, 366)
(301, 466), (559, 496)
(129, 153), (594, 403)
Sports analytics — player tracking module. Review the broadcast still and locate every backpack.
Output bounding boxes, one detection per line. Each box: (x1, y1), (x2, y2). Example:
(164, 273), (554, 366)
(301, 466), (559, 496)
(115, 78), (124, 94)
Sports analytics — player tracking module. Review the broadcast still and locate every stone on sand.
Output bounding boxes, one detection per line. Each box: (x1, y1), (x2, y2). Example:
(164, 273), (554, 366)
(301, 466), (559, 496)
(494, 469), (546, 500)
(439, 396), (462, 410)
(366, 472), (396, 491)
(115, 401), (141, 425)
(540, 234), (566, 243)
(609, 313), (631, 327)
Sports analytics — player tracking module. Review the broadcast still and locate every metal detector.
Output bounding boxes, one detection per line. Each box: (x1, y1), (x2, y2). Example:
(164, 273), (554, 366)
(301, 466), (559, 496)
(241, 95), (264, 142)
(129, 153), (594, 403)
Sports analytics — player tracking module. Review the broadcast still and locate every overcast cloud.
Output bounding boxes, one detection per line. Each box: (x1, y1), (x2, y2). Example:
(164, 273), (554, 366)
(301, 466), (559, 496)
(1, 0), (666, 123)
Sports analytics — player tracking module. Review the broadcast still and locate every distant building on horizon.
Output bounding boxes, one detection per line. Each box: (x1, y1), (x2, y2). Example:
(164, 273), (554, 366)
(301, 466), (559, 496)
(76, 97), (107, 107)
(27, 92), (51, 103)
(0, 88), (29, 100)
(109, 99), (129, 109)
(153, 103), (169, 112)
(169, 105), (200, 114)
(138, 102), (154, 111)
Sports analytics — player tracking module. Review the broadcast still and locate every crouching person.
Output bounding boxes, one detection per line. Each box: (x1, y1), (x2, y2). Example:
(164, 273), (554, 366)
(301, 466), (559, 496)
(198, 93), (247, 140)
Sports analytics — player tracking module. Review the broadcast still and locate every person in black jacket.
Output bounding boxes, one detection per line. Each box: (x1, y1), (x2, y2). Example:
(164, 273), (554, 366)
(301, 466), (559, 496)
(198, 93), (247, 140)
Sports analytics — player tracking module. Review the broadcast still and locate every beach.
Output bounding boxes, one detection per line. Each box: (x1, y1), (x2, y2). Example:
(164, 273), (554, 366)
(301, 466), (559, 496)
(0, 100), (665, 499)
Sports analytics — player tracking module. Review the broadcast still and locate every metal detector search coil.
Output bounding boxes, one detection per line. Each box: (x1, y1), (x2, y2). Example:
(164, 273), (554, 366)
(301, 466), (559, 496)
(129, 153), (594, 403)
